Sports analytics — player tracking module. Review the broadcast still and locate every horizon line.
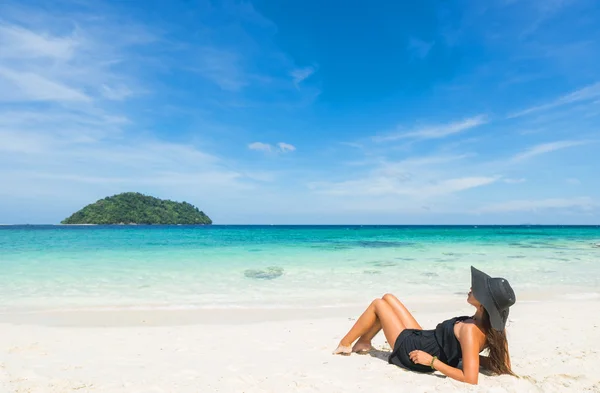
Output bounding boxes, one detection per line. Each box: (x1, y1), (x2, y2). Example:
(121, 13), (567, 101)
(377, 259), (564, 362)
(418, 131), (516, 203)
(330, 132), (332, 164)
(2, 224), (600, 227)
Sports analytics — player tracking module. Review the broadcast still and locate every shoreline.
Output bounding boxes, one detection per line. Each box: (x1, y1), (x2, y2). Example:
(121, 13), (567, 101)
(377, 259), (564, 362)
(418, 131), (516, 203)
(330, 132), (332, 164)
(0, 295), (597, 327)
(1, 286), (597, 326)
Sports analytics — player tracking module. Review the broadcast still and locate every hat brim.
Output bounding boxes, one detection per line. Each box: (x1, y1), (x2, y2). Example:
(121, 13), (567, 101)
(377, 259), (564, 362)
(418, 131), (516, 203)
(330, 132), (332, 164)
(471, 266), (508, 331)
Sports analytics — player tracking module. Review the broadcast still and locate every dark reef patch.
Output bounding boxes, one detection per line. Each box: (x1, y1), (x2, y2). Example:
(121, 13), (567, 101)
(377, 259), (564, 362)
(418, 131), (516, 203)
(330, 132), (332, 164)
(369, 261), (398, 267)
(357, 241), (414, 248)
(244, 266), (284, 280)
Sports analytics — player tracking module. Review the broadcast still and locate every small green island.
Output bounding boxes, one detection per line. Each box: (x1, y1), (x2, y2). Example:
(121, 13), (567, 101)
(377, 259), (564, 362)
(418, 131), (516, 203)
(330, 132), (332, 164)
(61, 192), (212, 225)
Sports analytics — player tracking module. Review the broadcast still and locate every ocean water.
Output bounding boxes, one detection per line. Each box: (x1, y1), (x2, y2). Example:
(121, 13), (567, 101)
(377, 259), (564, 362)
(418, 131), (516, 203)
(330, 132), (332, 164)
(1, 225), (599, 312)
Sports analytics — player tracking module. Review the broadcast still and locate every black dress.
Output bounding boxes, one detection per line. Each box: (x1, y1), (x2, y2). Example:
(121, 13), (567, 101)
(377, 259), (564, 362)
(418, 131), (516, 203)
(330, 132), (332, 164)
(388, 316), (470, 373)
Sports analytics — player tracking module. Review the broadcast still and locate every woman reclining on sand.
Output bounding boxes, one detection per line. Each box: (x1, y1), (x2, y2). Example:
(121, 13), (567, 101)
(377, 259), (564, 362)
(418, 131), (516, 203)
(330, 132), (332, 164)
(333, 266), (516, 385)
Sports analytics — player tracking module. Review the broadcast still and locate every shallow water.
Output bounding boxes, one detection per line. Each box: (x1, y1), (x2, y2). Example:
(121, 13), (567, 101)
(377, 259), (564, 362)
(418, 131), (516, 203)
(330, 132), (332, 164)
(1, 225), (599, 311)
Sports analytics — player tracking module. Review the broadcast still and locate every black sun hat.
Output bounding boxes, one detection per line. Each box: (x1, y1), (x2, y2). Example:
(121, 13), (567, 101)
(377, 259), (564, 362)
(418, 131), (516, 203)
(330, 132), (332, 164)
(471, 266), (516, 331)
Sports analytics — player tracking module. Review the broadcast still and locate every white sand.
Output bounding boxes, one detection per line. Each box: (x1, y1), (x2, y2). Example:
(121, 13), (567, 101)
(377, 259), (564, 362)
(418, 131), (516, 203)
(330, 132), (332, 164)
(1, 298), (599, 393)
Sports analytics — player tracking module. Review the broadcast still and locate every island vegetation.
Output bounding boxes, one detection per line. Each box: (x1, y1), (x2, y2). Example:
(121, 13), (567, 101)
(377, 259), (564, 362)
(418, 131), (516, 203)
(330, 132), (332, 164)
(61, 192), (212, 225)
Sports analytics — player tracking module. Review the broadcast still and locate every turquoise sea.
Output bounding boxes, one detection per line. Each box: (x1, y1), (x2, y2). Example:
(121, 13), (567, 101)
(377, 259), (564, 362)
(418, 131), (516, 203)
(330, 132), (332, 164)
(1, 225), (599, 313)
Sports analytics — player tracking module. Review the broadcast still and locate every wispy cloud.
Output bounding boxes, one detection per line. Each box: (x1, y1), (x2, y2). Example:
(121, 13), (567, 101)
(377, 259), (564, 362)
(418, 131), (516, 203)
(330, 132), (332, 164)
(291, 66), (317, 86)
(191, 47), (247, 91)
(173, 2), (319, 100)
(517, 0), (574, 37)
(374, 115), (487, 142)
(248, 142), (273, 152)
(393, 154), (471, 167)
(407, 37), (434, 59)
(223, 1), (277, 29)
(478, 197), (597, 213)
(0, 3), (269, 209)
(248, 142), (296, 153)
(311, 175), (498, 198)
(0, 67), (90, 102)
(101, 85), (134, 101)
(0, 6), (155, 105)
(340, 142), (363, 149)
(509, 82), (600, 118)
(277, 142), (296, 152)
(503, 178), (527, 184)
(0, 24), (77, 60)
(417, 176), (499, 196)
(0, 110), (261, 196)
(511, 140), (588, 162)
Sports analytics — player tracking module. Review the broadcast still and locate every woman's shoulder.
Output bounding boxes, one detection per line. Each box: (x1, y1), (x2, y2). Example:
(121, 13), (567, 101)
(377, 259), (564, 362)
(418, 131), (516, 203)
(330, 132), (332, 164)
(456, 319), (486, 343)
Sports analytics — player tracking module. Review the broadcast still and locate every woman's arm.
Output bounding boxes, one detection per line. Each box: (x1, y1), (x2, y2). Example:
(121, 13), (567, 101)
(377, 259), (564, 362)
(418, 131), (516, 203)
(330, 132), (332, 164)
(409, 323), (483, 384)
(432, 356), (471, 382)
(408, 351), (477, 384)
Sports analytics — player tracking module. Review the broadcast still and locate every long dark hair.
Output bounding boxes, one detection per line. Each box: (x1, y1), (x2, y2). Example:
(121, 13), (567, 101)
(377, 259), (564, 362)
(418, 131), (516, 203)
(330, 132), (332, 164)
(481, 309), (515, 376)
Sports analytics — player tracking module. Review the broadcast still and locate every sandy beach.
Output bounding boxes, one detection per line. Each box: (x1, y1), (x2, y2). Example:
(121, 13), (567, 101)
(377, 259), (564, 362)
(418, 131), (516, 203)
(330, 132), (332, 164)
(1, 297), (599, 393)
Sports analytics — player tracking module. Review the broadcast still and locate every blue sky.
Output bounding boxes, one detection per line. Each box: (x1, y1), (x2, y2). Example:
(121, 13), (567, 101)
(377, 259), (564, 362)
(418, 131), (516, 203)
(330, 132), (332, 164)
(1, 0), (599, 224)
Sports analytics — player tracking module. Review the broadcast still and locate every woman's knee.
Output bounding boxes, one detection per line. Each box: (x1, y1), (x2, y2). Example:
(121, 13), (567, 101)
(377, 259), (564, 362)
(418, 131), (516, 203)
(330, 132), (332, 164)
(372, 298), (386, 309)
(382, 293), (401, 304)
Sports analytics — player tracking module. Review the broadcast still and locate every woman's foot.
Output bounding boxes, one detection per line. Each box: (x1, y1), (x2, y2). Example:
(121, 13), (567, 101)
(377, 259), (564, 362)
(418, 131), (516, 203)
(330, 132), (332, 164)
(352, 341), (374, 354)
(332, 344), (352, 356)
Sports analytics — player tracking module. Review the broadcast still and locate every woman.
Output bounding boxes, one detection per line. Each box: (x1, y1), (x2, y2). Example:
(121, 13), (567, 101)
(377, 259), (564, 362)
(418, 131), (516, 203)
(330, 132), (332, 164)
(333, 266), (516, 385)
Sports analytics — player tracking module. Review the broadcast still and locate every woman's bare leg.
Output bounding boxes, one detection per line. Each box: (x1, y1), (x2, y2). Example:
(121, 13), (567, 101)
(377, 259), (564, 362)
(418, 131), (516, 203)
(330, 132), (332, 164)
(382, 293), (422, 329)
(333, 298), (404, 355)
(351, 319), (381, 353)
(351, 294), (421, 352)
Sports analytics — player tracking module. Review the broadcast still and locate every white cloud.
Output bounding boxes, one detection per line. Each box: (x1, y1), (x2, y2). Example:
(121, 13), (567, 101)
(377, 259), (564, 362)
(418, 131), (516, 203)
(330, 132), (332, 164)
(374, 115), (487, 142)
(0, 12), (151, 105)
(0, 24), (77, 60)
(291, 66), (316, 85)
(511, 140), (588, 162)
(566, 178), (581, 185)
(509, 82), (600, 118)
(248, 142), (296, 153)
(308, 150), (498, 203)
(0, 114), (256, 197)
(277, 142), (296, 152)
(0, 8), (258, 205)
(503, 178), (526, 184)
(101, 85), (134, 101)
(241, 171), (278, 182)
(226, 1), (277, 28)
(393, 154), (470, 167)
(192, 47), (247, 91)
(340, 142), (363, 149)
(517, 0), (579, 38)
(311, 175), (498, 198)
(419, 176), (498, 196)
(0, 108), (129, 155)
(248, 142), (272, 152)
(478, 197), (597, 213)
(0, 67), (90, 102)
(0, 129), (56, 154)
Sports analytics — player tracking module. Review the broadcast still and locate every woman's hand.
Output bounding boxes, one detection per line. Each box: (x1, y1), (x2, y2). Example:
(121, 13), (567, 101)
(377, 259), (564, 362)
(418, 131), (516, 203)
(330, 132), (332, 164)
(409, 350), (434, 367)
